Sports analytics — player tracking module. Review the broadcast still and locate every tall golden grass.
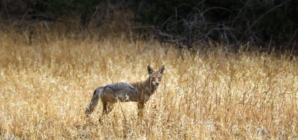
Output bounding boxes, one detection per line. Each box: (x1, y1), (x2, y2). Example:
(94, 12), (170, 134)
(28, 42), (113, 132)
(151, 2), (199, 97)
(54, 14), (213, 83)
(0, 21), (298, 139)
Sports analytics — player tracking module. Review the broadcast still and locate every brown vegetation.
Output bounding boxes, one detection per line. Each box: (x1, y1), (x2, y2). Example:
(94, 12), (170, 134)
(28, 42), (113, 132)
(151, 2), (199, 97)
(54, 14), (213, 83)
(0, 21), (298, 139)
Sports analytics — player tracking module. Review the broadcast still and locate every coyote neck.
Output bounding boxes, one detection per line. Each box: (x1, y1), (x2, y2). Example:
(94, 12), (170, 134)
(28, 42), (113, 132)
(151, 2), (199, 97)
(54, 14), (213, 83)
(131, 78), (157, 97)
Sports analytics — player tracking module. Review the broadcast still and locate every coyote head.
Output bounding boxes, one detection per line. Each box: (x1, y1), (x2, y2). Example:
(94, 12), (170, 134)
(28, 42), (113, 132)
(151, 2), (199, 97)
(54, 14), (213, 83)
(147, 65), (165, 87)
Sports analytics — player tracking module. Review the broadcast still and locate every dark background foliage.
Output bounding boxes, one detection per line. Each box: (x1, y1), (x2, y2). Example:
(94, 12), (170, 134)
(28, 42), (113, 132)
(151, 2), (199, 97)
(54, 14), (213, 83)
(1, 0), (297, 51)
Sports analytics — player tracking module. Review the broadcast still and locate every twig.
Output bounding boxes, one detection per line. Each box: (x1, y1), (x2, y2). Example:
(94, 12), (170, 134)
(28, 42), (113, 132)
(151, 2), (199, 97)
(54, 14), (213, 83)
(287, 28), (298, 49)
(249, 0), (290, 29)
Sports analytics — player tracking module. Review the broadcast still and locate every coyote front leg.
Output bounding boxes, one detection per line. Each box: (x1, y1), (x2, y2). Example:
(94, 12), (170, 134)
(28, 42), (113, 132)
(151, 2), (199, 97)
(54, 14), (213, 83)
(137, 102), (144, 118)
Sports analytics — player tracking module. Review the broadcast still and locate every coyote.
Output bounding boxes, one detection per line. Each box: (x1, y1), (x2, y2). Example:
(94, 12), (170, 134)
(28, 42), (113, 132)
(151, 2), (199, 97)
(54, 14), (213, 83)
(85, 65), (165, 120)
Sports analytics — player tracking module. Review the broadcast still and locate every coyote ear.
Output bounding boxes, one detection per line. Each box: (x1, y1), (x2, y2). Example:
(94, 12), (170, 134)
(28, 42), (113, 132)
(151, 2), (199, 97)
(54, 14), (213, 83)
(147, 65), (154, 74)
(159, 65), (165, 74)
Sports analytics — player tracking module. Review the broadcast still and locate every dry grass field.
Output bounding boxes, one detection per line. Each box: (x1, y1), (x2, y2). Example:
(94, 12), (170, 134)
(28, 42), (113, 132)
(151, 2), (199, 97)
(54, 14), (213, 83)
(0, 21), (298, 139)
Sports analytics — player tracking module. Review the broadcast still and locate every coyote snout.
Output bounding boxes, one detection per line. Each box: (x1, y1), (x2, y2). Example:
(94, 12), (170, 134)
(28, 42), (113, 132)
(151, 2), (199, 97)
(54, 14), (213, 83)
(85, 65), (165, 121)
(152, 80), (160, 86)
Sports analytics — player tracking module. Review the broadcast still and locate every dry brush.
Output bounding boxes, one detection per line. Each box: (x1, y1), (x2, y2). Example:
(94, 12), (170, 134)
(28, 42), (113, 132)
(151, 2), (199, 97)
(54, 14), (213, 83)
(0, 26), (298, 139)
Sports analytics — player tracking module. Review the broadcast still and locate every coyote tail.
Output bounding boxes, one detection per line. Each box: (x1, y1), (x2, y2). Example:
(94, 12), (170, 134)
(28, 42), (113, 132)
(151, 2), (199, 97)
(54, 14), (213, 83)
(85, 87), (103, 115)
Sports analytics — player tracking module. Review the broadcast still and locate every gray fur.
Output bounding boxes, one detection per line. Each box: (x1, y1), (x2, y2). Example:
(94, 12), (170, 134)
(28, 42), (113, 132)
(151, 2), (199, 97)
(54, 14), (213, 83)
(104, 82), (138, 102)
(85, 82), (138, 115)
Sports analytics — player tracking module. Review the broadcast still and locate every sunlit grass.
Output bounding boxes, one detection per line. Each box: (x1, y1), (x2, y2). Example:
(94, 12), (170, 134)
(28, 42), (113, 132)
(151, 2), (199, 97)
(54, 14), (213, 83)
(0, 22), (298, 139)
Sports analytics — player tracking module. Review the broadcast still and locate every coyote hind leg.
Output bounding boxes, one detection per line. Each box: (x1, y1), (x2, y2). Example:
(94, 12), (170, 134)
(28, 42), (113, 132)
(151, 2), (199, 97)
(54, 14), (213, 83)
(99, 102), (115, 122)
